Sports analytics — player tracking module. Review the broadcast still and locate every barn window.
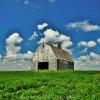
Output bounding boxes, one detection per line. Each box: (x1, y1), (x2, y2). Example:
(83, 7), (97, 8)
(43, 44), (44, 48)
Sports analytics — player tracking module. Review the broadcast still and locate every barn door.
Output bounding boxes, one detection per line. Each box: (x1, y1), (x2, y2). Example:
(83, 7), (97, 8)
(38, 62), (49, 69)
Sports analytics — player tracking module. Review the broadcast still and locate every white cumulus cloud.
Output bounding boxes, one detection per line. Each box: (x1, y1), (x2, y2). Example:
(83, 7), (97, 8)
(87, 41), (96, 47)
(38, 28), (73, 53)
(66, 20), (100, 32)
(0, 33), (34, 71)
(78, 41), (96, 48)
(38, 29), (59, 43)
(90, 52), (99, 58)
(97, 38), (100, 43)
(75, 53), (100, 70)
(19, 51), (34, 59)
(5, 32), (34, 60)
(29, 32), (38, 40)
(37, 23), (48, 30)
(78, 55), (90, 61)
(6, 32), (23, 45)
(6, 33), (23, 58)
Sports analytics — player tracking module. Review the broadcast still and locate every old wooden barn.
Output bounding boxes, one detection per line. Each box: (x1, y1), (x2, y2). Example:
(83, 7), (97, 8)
(32, 43), (74, 70)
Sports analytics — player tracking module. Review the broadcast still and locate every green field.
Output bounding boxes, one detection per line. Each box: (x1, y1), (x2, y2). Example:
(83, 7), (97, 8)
(0, 71), (100, 100)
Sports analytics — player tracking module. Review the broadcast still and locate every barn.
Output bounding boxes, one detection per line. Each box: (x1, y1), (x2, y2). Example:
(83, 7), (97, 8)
(32, 43), (74, 70)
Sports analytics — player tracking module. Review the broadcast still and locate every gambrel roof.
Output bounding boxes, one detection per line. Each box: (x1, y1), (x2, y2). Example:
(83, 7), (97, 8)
(49, 44), (73, 62)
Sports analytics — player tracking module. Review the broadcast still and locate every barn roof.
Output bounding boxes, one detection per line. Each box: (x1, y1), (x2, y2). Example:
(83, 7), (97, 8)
(49, 44), (73, 62)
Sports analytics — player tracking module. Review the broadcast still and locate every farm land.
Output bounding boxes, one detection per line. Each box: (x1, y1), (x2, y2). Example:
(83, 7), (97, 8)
(0, 71), (100, 100)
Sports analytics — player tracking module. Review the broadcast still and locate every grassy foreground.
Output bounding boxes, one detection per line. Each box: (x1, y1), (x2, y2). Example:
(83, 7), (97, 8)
(0, 71), (100, 100)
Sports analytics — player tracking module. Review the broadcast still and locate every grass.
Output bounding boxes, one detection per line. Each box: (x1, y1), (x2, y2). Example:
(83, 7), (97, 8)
(0, 70), (100, 100)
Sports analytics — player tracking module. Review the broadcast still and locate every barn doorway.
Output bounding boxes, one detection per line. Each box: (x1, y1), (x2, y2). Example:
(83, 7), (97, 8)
(38, 62), (49, 70)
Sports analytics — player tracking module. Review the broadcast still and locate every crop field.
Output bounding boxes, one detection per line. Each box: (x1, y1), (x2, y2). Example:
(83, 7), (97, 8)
(0, 71), (100, 100)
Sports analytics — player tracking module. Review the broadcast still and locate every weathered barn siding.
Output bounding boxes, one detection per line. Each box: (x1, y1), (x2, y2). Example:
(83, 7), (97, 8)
(32, 43), (74, 70)
(32, 44), (57, 70)
(57, 59), (74, 70)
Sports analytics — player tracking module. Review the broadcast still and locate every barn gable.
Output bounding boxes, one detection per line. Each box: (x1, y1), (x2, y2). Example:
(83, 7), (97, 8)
(33, 43), (56, 61)
(32, 43), (57, 70)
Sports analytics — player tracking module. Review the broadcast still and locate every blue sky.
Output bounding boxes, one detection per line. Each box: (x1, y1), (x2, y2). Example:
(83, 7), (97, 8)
(0, 0), (100, 70)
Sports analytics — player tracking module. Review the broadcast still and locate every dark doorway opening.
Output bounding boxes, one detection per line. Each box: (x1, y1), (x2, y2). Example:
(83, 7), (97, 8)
(38, 62), (48, 70)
